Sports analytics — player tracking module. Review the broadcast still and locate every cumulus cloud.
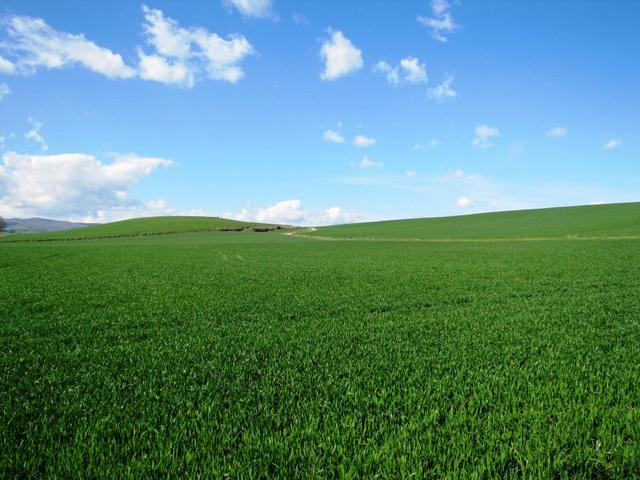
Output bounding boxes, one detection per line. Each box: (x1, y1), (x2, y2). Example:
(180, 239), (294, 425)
(139, 5), (254, 86)
(323, 129), (345, 143)
(0, 151), (173, 218)
(547, 126), (567, 138)
(418, 0), (459, 43)
(353, 135), (376, 147)
(137, 51), (192, 86)
(427, 75), (456, 101)
(24, 118), (48, 151)
(316, 206), (362, 225)
(320, 29), (363, 80)
(355, 156), (383, 169)
(405, 170), (417, 177)
(224, 0), (273, 19)
(236, 199), (304, 224)
(0, 82), (10, 101)
(374, 56), (427, 85)
(0, 9), (253, 87)
(472, 124), (500, 149)
(604, 139), (621, 150)
(0, 14), (136, 79)
(233, 199), (362, 226)
(456, 196), (473, 208)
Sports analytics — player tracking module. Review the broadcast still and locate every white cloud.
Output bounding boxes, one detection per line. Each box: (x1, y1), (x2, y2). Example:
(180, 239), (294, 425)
(414, 139), (439, 150)
(456, 196), (473, 208)
(320, 29), (363, 80)
(323, 129), (345, 143)
(224, 0), (273, 19)
(292, 13), (309, 25)
(0, 15), (136, 79)
(139, 5), (254, 86)
(0, 82), (10, 101)
(137, 51), (192, 86)
(418, 0), (459, 43)
(405, 170), (417, 177)
(0, 54), (16, 74)
(0, 151), (173, 219)
(604, 139), (621, 150)
(233, 199), (362, 226)
(472, 124), (500, 149)
(427, 75), (456, 101)
(0, 9), (253, 87)
(236, 199), (304, 224)
(317, 206), (362, 225)
(355, 156), (383, 169)
(547, 126), (567, 138)
(373, 61), (398, 84)
(353, 135), (376, 147)
(24, 118), (48, 151)
(452, 168), (466, 179)
(374, 56), (427, 85)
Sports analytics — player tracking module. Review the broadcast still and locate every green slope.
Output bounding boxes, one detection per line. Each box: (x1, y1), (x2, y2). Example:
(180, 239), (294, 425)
(1, 216), (283, 241)
(308, 202), (640, 240)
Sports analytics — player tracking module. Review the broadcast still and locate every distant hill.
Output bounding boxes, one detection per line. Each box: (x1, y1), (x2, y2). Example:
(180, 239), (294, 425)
(1, 216), (285, 241)
(4, 218), (94, 233)
(307, 202), (640, 240)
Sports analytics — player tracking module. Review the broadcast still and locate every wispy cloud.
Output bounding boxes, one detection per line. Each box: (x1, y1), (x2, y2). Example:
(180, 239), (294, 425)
(323, 129), (345, 143)
(0, 14), (136, 79)
(472, 124), (500, 149)
(417, 0), (459, 43)
(427, 75), (456, 101)
(604, 138), (621, 150)
(353, 156), (383, 169)
(0, 82), (11, 101)
(547, 126), (567, 138)
(24, 117), (48, 151)
(414, 139), (439, 150)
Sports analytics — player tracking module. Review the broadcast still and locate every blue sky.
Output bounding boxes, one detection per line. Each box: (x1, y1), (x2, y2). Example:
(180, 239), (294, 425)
(0, 0), (638, 224)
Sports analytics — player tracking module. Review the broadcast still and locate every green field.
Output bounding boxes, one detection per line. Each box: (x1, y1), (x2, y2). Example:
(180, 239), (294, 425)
(1, 204), (639, 478)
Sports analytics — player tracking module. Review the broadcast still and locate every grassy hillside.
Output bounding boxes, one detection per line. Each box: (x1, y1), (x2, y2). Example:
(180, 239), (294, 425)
(1, 216), (283, 241)
(308, 202), (640, 240)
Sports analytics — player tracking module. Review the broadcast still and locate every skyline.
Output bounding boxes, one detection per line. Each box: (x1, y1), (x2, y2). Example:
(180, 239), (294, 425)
(0, 0), (638, 225)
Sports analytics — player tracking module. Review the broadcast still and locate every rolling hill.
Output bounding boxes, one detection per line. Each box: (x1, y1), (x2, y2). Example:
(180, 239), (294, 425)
(1, 216), (283, 241)
(306, 202), (640, 240)
(3, 218), (94, 233)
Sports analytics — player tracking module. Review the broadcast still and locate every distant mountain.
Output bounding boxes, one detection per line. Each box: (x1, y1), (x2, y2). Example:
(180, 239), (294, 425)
(3, 218), (95, 233)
